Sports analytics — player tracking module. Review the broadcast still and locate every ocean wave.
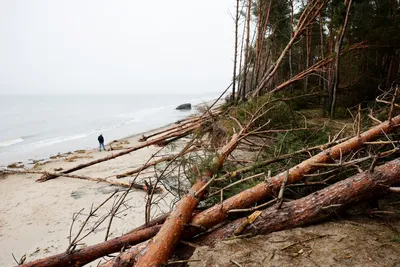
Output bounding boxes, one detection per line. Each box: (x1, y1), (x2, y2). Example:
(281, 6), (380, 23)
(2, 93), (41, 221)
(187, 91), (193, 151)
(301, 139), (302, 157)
(0, 137), (24, 148)
(30, 133), (91, 149)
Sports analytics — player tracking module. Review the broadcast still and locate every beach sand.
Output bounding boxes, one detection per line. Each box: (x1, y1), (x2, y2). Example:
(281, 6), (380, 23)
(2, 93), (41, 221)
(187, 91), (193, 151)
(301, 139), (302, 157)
(0, 125), (188, 266)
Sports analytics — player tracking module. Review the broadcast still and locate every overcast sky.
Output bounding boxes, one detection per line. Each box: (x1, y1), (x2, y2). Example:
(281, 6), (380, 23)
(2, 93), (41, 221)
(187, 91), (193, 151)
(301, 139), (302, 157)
(0, 1), (235, 95)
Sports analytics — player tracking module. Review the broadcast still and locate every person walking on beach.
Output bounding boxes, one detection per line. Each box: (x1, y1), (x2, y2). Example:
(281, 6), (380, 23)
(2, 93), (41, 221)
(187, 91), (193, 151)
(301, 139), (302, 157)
(98, 134), (106, 151)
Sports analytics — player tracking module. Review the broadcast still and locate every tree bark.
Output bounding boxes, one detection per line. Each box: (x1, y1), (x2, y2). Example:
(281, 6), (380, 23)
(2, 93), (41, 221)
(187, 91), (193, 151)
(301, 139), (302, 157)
(187, 114), (400, 235)
(231, 0), (240, 102)
(329, 0), (353, 117)
(20, 225), (162, 267)
(241, 0), (252, 102)
(195, 158), (400, 246)
(134, 131), (245, 266)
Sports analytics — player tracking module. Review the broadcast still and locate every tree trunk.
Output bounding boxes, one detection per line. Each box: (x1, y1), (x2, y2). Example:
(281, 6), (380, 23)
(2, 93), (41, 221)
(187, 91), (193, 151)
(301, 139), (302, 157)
(231, 0), (240, 102)
(187, 114), (400, 235)
(195, 158), (400, 246)
(241, 0), (252, 102)
(134, 129), (246, 266)
(20, 225), (162, 267)
(4, 169), (158, 192)
(329, 0), (353, 117)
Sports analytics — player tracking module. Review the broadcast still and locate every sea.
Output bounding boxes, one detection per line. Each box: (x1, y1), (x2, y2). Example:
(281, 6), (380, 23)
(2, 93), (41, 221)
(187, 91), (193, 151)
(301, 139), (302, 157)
(0, 93), (221, 167)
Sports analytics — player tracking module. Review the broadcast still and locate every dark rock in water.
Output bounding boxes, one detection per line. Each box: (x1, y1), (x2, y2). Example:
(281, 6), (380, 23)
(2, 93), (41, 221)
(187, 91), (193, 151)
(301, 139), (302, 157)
(176, 103), (192, 110)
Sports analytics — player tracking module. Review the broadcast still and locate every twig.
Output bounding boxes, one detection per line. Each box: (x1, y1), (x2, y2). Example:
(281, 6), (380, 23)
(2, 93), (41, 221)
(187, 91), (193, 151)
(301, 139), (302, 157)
(230, 259), (243, 267)
(277, 171), (289, 209)
(208, 173), (265, 198)
(228, 198), (276, 213)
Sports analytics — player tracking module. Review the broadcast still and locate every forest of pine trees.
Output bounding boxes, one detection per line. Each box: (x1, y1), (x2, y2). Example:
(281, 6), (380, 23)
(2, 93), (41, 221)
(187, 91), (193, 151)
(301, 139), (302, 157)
(231, 0), (400, 117)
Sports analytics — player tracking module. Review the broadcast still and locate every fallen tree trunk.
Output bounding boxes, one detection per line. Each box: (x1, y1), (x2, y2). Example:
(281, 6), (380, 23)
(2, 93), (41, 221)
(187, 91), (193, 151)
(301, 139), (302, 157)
(21, 115), (400, 266)
(139, 109), (221, 142)
(38, 124), (200, 182)
(116, 147), (197, 178)
(19, 225), (162, 267)
(2, 169), (161, 193)
(195, 158), (400, 246)
(134, 131), (244, 266)
(187, 115), (400, 234)
(139, 117), (203, 142)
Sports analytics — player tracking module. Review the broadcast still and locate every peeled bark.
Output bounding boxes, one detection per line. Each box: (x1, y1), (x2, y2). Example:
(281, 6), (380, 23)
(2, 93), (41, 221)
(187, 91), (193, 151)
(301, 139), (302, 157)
(196, 158), (400, 246)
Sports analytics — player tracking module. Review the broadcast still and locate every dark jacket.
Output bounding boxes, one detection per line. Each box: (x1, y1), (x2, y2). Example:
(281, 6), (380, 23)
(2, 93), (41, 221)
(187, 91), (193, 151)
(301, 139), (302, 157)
(98, 135), (104, 143)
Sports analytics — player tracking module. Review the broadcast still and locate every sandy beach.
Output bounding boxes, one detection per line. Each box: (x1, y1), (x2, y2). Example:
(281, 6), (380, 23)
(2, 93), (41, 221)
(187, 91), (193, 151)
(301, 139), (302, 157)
(0, 124), (189, 266)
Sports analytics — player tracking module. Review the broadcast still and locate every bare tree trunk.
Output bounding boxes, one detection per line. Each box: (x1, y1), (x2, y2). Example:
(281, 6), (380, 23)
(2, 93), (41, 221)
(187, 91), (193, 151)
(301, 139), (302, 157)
(319, 13), (326, 90)
(241, 0), (252, 102)
(304, 26), (312, 90)
(231, 0), (240, 102)
(195, 158), (400, 246)
(329, 0), (353, 117)
(288, 0), (294, 91)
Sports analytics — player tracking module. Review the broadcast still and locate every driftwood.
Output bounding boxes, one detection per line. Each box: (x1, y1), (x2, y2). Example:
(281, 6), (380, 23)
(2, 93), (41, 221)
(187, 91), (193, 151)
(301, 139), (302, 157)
(2, 169), (161, 193)
(37, 123), (200, 182)
(195, 158), (400, 246)
(116, 147), (197, 178)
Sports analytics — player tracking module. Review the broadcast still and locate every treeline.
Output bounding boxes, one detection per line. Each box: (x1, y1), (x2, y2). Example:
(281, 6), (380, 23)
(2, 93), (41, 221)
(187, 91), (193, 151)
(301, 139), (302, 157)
(231, 0), (400, 116)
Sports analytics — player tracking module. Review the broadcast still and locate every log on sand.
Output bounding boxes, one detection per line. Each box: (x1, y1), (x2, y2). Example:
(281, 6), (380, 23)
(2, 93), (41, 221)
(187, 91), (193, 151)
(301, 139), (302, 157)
(19, 226), (162, 267)
(2, 169), (161, 193)
(195, 158), (400, 246)
(38, 124), (199, 182)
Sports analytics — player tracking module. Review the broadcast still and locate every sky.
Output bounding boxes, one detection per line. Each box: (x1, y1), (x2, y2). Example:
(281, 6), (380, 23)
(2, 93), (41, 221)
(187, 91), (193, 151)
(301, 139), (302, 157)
(0, 1), (235, 95)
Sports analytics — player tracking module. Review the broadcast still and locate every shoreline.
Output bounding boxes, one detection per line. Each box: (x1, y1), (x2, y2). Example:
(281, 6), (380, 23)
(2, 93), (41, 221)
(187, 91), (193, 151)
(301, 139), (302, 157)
(2, 98), (222, 169)
(0, 115), (192, 266)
